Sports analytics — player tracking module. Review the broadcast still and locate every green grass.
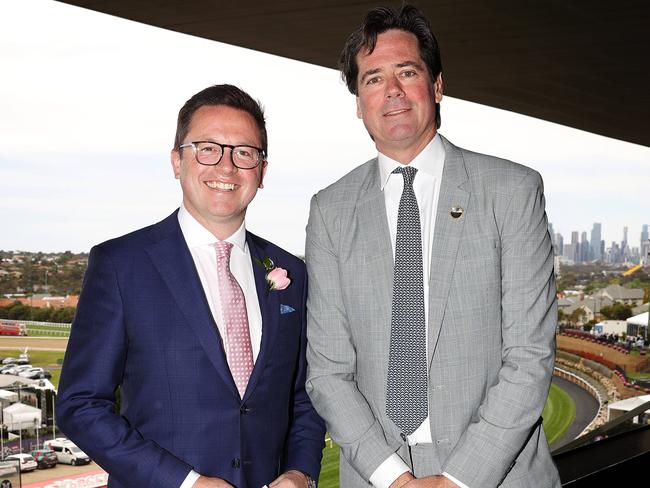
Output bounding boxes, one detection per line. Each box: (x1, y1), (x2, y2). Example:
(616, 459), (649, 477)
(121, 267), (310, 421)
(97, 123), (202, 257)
(0, 348), (64, 388)
(319, 386), (576, 486)
(627, 371), (650, 380)
(543, 383), (576, 445)
(318, 438), (340, 488)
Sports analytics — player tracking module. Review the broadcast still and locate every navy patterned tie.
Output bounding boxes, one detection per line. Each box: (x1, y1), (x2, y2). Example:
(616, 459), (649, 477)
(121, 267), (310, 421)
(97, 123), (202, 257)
(386, 166), (428, 435)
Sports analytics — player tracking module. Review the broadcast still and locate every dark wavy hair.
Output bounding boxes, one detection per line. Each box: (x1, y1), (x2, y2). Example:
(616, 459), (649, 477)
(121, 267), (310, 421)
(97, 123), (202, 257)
(340, 4), (443, 128)
(174, 84), (267, 154)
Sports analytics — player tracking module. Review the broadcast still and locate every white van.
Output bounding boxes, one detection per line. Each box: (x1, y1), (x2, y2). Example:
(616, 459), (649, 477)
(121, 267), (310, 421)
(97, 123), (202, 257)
(43, 438), (91, 465)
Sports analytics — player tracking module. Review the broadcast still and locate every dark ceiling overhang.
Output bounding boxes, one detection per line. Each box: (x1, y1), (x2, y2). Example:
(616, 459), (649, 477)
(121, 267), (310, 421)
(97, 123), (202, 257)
(58, 1), (649, 147)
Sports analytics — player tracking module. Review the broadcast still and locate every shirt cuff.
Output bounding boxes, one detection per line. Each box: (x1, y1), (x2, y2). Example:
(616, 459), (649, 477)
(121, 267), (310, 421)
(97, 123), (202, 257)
(180, 470), (201, 488)
(369, 453), (411, 488)
(443, 471), (469, 488)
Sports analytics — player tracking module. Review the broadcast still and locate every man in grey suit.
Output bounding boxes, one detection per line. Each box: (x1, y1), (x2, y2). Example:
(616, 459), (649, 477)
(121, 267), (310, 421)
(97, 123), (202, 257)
(305, 5), (560, 488)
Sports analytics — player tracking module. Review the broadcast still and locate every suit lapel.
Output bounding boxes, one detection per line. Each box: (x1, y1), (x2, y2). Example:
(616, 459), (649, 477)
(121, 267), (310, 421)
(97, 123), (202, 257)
(145, 211), (239, 398)
(243, 232), (280, 401)
(428, 137), (470, 368)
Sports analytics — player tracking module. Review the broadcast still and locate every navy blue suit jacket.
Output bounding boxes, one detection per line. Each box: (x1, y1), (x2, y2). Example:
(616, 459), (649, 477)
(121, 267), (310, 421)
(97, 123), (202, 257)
(57, 211), (325, 488)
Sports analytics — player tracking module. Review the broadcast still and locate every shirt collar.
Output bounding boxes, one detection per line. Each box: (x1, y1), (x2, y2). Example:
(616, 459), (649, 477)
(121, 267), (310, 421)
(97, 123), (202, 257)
(378, 133), (445, 190)
(178, 204), (247, 251)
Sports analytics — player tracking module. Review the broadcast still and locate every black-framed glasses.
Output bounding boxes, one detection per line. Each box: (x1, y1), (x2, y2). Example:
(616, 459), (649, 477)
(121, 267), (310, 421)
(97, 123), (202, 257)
(178, 141), (266, 169)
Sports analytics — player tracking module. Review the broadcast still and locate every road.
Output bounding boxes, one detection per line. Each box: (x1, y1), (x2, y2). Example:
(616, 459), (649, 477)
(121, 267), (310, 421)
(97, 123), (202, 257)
(551, 376), (600, 450)
(22, 461), (104, 484)
(0, 337), (68, 351)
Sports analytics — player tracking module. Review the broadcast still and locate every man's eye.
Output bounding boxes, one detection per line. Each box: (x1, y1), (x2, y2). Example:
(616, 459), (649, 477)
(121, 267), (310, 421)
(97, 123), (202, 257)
(235, 148), (253, 159)
(401, 70), (417, 78)
(198, 145), (216, 153)
(366, 76), (381, 85)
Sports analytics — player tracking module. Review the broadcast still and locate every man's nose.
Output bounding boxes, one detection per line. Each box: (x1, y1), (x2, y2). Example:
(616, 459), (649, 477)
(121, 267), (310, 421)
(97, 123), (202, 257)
(385, 74), (404, 98)
(217, 147), (237, 174)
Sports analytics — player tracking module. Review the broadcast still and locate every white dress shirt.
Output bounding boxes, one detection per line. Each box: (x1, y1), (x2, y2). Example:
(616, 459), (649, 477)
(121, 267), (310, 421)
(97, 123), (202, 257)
(368, 135), (469, 488)
(177, 204), (263, 488)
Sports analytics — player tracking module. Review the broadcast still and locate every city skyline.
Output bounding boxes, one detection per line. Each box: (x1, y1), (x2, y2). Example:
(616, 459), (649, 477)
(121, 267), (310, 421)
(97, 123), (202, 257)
(2, 0), (649, 255)
(551, 221), (650, 265)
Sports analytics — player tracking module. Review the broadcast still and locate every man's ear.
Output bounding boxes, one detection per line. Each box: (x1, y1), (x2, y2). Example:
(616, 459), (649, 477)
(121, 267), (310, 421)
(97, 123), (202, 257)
(171, 149), (181, 179)
(356, 96), (363, 119)
(258, 160), (268, 188)
(433, 73), (443, 103)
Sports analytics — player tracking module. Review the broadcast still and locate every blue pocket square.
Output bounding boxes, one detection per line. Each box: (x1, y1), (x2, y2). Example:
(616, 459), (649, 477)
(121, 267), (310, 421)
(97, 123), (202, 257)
(280, 304), (296, 315)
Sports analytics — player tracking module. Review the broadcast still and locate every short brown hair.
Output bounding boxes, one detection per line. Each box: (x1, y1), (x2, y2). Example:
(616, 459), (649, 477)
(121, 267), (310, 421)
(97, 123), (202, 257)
(174, 84), (267, 154)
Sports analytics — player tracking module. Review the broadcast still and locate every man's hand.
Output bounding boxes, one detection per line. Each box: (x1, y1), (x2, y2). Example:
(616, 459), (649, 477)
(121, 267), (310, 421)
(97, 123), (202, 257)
(268, 469), (309, 487)
(192, 475), (234, 488)
(390, 473), (459, 488)
(389, 471), (416, 488)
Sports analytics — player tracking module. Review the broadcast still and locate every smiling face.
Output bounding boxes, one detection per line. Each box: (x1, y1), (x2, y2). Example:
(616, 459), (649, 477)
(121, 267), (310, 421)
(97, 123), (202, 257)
(171, 105), (267, 240)
(355, 29), (443, 163)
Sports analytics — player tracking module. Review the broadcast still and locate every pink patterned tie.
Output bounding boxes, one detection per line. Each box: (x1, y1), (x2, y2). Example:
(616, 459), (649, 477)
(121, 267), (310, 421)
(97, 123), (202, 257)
(214, 241), (254, 398)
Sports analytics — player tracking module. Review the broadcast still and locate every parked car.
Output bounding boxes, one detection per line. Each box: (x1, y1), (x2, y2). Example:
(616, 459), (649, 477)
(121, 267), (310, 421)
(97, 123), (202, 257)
(5, 453), (37, 472)
(2, 350), (30, 365)
(30, 449), (58, 469)
(19, 367), (52, 379)
(0, 460), (18, 476)
(43, 439), (91, 465)
(1, 364), (32, 375)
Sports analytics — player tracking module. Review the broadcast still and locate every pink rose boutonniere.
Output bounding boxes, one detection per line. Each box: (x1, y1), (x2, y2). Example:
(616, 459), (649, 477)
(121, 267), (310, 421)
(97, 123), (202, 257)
(256, 256), (291, 291)
(267, 267), (291, 290)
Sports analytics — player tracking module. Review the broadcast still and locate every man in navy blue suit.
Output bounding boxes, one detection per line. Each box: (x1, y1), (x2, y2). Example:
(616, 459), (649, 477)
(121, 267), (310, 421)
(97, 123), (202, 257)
(57, 84), (324, 488)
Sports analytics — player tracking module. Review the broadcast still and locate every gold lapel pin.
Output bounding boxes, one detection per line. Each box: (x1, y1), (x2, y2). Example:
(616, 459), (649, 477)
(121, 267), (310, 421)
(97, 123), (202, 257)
(450, 206), (464, 219)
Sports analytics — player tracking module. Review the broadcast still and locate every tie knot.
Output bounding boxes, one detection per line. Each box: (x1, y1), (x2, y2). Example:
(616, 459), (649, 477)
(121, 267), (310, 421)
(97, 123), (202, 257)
(214, 240), (234, 260)
(392, 165), (417, 187)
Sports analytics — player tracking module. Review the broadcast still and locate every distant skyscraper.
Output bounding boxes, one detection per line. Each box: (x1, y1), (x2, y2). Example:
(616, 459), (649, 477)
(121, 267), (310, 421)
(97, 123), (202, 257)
(571, 231), (579, 262)
(580, 231), (589, 262)
(556, 233), (564, 257)
(563, 244), (574, 261)
(590, 223), (602, 260)
(642, 224), (650, 264)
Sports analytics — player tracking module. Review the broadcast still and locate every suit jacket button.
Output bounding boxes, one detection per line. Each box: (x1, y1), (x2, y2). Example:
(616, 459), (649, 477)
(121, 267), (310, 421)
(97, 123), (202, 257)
(240, 405), (250, 414)
(400, 433), (407, 441)
(232, 458), (241, 468)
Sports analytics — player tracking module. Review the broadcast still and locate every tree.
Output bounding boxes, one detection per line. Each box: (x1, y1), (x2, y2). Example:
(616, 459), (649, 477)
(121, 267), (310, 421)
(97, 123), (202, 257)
(568, 308), (587, 326)
(600, 302), (634, 320)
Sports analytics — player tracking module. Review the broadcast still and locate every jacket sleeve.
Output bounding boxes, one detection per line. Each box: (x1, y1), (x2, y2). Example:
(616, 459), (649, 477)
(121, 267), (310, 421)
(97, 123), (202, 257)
(56, 245), (192, 488)
(441, 170), (557, 487)
(305, 194), (397, 481)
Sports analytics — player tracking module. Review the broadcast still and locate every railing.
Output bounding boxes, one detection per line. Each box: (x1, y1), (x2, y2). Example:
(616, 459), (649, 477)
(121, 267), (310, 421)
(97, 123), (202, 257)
(1, 319), (71, 328)
(553, 399), (650, 486)
(1, 318), (71, 337)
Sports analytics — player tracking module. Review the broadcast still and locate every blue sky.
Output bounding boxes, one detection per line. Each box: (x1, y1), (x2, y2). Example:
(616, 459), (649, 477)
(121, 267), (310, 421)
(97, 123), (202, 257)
(1, 0), (649, 255)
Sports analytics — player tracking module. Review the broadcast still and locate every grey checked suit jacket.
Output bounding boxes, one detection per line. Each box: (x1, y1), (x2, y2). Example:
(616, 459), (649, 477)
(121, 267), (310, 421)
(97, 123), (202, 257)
(305, 136), (560, 487)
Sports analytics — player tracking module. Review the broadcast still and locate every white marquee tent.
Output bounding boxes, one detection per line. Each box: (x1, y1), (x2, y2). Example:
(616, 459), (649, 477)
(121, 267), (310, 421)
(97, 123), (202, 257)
(608, 394), (650, 424)
(626, 312), (649, 336)
(2, 402), (42, 431)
